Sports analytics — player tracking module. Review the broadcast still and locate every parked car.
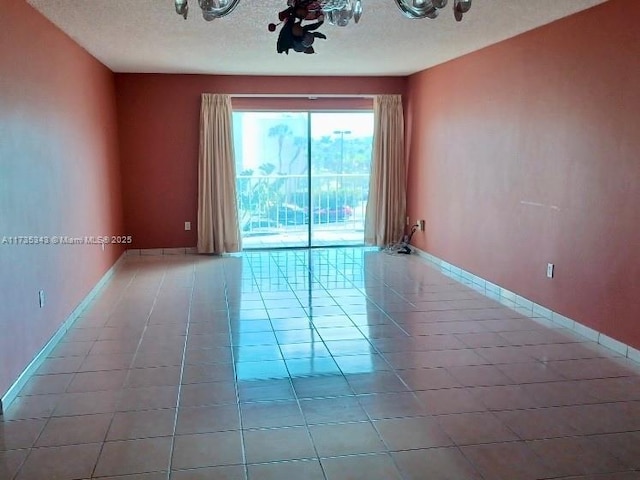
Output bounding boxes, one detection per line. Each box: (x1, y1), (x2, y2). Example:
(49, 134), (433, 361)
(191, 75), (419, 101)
(262, 201), (353, 227)
(241, 217), (279, 234)
(313, 204), (353, 223)
(267, 204), (309, 226)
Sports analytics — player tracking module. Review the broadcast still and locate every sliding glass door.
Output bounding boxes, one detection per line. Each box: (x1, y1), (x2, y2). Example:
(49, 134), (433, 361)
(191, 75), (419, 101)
(233, 111), (373, 249)
(234, 112), (309, 248)
(309, 113), (372, 247)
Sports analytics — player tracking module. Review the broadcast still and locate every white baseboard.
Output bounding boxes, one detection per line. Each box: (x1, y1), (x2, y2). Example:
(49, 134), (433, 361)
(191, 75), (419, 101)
(411, 246), (639, 363)
(0, 252), (127, 415)
(126, 247), (197, 256)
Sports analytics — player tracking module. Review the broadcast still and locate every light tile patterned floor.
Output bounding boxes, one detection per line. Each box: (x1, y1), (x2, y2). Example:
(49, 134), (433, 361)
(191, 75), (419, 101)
(2, 248), (640, 480)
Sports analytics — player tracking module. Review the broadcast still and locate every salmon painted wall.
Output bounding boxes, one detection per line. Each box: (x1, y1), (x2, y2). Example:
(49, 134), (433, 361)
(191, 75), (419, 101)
(0, 1), (123, 400)
(115, 74), (405, 248)
(406, 0), (640, 349)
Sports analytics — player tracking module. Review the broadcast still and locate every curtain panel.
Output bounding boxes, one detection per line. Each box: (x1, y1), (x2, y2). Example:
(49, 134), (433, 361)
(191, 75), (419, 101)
(364, 94), (407, 246)
(197, 93), (241, 254)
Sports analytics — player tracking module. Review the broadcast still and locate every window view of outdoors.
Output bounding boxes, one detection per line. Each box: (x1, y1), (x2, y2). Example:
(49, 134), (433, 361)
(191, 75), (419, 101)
(233, 111), (374, 248)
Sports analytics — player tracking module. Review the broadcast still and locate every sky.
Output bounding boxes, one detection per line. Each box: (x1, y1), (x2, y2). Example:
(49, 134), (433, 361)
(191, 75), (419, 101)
(311, 112), (374, 138)
(236, 111), (374, 138)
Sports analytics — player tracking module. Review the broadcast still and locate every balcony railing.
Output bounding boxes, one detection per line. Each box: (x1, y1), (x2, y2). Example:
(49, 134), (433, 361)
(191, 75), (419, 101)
(237, 173), (369, 242)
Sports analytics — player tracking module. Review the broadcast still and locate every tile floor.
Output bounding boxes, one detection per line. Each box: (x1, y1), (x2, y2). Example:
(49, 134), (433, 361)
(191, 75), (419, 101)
(1, 248), (640, 480)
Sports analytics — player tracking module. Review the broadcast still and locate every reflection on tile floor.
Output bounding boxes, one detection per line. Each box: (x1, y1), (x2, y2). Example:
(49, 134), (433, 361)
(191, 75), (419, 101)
(2, 248), (640, 479)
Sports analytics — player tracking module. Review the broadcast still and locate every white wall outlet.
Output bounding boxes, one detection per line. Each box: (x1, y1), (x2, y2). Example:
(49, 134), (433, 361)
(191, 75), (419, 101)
(406, 216), (410, 226)
(547, 263), (554, 278)
(184, 221), (191, 231)
(418, 220), (425, 231)
(38, 290), (45, 308)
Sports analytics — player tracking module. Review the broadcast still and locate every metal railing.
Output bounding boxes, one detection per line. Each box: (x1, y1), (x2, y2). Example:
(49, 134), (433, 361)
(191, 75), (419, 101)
(237, 173), (369, 236)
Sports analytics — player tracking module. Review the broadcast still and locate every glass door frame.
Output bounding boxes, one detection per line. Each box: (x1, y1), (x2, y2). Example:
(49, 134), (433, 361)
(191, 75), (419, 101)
(234, 109), (373, 250)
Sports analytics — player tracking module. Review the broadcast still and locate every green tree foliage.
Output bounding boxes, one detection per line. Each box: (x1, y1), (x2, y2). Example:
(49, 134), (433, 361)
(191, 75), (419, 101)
(239, 126), (372, 223)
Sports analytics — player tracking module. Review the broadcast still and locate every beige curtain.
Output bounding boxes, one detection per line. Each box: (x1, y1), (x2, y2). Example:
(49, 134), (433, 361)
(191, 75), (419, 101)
(197, 94), (241, 254)
(364, 95), (406, 246)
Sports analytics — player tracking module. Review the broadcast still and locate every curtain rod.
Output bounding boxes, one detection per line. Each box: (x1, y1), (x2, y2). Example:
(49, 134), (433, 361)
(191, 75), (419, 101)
(229, 94), (377, 99)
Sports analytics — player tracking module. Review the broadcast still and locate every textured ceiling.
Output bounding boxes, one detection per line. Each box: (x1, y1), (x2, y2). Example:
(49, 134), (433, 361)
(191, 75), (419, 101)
(27, 0), (607, 76)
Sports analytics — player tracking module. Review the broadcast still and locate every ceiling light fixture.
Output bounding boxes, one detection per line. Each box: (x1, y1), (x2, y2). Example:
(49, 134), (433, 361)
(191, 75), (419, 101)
(174, 0), (472, 24)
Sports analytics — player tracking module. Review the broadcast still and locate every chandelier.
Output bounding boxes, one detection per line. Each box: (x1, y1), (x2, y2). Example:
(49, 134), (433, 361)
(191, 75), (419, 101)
(174, 0), (473, 24)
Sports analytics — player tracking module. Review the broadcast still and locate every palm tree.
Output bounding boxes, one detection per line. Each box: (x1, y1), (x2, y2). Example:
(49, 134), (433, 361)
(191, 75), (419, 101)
(267, 124), (292, 174)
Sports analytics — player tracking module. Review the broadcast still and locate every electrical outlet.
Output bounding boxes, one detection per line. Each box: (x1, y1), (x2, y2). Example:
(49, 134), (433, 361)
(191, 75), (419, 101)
(184, 222), (191, 231)
(39, 290), (45, 308)
(418, 220), (425, 231)
(547, 263), (554, 278)
(406, 216), (410, 226)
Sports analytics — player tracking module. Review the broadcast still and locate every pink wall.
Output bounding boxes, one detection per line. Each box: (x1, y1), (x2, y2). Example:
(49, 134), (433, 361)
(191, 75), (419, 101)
(406, 0), (640, 349)
(0, 1), (124, 400)
(115, 74), (405, 248)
